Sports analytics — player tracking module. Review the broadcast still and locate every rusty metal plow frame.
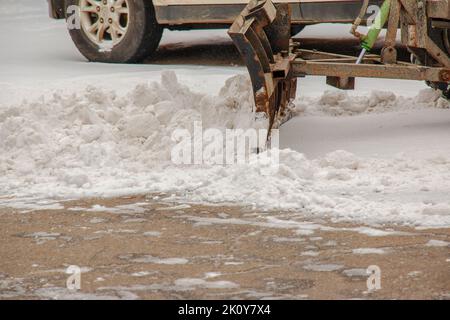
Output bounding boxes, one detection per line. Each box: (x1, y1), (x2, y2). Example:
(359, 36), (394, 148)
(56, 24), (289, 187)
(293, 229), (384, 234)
(228, 0), (297, 134)
(229, 0), (450, 134)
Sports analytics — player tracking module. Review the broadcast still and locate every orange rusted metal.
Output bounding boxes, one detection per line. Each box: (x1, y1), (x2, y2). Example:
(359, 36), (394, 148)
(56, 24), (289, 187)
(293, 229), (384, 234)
(228, 0), (297, 134)
(230, 0), (450, 135)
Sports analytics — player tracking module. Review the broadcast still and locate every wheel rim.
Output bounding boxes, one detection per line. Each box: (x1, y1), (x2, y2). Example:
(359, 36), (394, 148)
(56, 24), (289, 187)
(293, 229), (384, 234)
(79, 0), (130, 47)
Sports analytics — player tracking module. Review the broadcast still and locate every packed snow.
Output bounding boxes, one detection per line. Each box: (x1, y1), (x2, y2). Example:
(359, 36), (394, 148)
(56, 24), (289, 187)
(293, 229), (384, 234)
(425, 239), (449, 247)
(1, 1), (450, 228)
(303, 264), (344, 272)
(352, 248), (387, 255)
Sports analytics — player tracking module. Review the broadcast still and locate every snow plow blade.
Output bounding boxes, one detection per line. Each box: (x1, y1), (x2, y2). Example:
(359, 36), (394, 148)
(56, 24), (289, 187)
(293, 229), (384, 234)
(228, 0), (297, 133)
(230, 0), (450, 135)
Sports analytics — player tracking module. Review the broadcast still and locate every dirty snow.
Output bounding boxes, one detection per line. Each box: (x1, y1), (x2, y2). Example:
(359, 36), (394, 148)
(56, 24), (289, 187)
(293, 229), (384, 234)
(300, 251), (320, 257)
(119, 254), (189, 265)
(174, 278), (239, 289)
(142, 231), (162, 237)
(342, 268), (368, 278)
(425, 239), (449, 247)
(303, 263), (344, 272)
(131, 271), (154, 277)
(346, 227), (407, 237)
(352, 248), (387, 255)
(1, 1), (450, 229)
(22, 232), (61, 245)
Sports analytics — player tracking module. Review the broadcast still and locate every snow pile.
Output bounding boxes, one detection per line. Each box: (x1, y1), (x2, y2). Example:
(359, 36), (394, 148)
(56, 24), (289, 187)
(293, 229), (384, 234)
(292, 88), (449, 116)
(1, 72), (450, 228)
(177, 148), (450, 227)
(0, 71), (260, 197)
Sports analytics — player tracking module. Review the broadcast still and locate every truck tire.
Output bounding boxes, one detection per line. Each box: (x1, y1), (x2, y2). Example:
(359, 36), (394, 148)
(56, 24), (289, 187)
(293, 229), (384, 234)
(66, 0), (163, 63)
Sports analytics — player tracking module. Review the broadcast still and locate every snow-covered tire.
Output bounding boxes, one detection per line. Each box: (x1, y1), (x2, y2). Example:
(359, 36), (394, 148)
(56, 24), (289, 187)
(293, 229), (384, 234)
(66, 0), (163, 63)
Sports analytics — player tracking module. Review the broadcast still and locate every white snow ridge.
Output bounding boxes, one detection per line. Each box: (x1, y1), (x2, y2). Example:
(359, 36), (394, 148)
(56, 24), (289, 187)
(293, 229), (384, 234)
(1, 71), (450, 228)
